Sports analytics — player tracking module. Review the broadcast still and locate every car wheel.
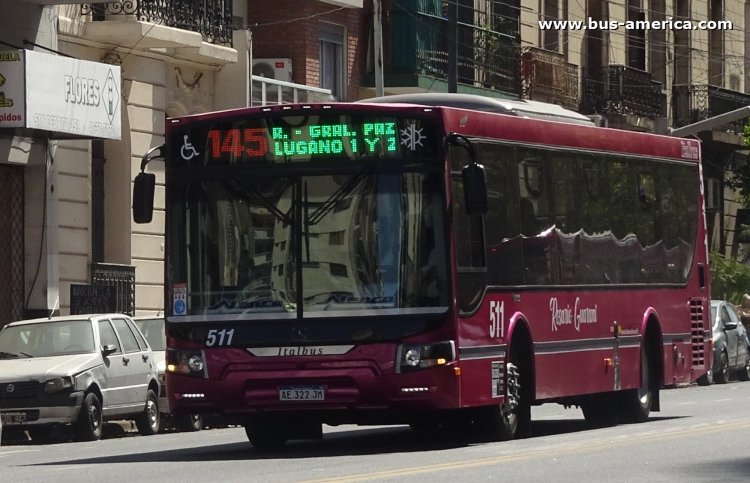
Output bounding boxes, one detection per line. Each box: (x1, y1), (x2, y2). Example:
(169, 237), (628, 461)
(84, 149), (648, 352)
(175, 413), (203, 432)
(697, 369), (713, 386)
(715, 352), (730, 384)
(76, 392), (103, 441)
(738, 348), (750, 382)
(135, 389), (160, 436)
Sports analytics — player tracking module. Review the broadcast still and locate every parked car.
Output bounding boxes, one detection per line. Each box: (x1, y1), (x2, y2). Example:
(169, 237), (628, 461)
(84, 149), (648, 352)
(0, 314), (161, 442)
(133, 315), (203, 432)
(699, 300), (750, 385)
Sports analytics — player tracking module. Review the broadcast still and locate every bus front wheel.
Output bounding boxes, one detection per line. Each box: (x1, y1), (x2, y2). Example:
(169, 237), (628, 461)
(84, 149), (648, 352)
(479, 362), (530, 441)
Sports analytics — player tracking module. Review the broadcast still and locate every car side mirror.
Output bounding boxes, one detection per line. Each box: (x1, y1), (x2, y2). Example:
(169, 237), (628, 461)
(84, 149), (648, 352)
(101, 344), (117, 356)
(724, 321), (738, 331)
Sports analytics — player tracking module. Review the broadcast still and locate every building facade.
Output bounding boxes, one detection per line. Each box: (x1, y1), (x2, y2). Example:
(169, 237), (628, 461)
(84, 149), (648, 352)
(1, 0), (747, 325)
(0, 0), (365, 326)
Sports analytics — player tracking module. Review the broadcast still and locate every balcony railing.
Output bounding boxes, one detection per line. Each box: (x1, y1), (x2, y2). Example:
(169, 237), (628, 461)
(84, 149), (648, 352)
(81, 0), (233, 46)
(251, 76), (334, 106)
(673, 84), (750, 136)
(521, 47), (579, 111)
(581, 65), (665, 120)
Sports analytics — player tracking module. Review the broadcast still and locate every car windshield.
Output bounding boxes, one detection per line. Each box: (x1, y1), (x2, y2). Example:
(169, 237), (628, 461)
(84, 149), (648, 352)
(0, 320), (96, 358)
(134, 318), (166, 351)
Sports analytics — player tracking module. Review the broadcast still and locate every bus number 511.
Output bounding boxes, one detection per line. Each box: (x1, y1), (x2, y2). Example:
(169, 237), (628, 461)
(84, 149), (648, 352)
(489, 301), (504, 339)
(206, 329), (235, 347)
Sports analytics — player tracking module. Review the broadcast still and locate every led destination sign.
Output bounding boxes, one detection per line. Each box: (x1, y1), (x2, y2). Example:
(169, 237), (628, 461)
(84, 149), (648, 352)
(271, 122), (396, 157)
(192, 115), (435, 165)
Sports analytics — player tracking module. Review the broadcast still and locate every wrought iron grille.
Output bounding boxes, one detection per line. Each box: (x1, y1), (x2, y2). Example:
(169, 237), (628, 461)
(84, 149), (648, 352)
(91, 262), (135, 316)
(0, 165), (24, 327)
(581, 65), (666, 120)
(81, 0), (234, 46)
(521, 47), (579, 111)
(672, 84), (750, 136)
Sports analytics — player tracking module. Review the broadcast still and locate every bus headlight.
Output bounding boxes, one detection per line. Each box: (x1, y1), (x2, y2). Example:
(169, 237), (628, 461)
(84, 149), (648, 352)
(166, 349), (207, 378)
(397, 340), (456, 373)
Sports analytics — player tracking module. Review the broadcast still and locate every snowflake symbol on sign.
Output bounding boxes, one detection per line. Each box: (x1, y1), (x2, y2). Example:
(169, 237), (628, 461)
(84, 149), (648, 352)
(400, 124), (425, 151)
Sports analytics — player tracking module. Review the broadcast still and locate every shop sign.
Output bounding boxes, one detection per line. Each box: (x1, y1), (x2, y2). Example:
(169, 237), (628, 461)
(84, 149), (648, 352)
(0, 50), (121, 140)
(25, 50), (121, 140)
(0, 50), (25, 128)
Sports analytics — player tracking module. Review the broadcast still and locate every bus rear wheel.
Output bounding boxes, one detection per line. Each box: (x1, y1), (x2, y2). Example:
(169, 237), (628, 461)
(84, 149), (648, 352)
(619, 349), (653, 424)
(244, 416), (288, 451)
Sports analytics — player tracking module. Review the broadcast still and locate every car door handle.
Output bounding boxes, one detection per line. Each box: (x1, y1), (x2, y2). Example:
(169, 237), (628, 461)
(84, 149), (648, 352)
(123, 357), (130, 365)
(142, 354), (149, 362)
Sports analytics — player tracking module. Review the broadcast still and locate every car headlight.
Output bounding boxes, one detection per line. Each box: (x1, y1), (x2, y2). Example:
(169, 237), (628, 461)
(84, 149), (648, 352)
(166, 349), (207, 378)
(397, 341), (456, 373)
(44, 376), (73, 394)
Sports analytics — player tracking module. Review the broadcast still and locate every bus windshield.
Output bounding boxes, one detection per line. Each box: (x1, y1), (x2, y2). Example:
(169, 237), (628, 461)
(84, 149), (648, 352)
(172, 169), (449, 318)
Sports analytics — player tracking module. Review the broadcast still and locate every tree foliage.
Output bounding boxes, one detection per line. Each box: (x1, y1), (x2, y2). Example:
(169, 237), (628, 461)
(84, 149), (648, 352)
(710, 252), (750, 304)
(726, 119), (750, 202)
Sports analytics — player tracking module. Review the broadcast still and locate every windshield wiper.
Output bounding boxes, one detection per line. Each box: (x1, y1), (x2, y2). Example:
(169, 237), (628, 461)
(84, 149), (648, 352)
(0, 351), (24, 359)
(230, 178), (295, 225)
(307, 165), (373, 225)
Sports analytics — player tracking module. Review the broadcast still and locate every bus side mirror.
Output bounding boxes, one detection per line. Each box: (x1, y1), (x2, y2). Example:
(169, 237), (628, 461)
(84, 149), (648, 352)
(133, 172), (156, 224)
(462, 162), (488, 215)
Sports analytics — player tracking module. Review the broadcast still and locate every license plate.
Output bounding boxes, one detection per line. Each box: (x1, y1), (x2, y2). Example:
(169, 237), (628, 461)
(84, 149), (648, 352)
(1, 412), (27, 425)
(279, 386), (325, 401)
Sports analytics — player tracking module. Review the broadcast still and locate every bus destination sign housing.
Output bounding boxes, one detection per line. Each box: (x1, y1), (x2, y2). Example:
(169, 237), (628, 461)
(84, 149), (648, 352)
(169, 112), (440, 166)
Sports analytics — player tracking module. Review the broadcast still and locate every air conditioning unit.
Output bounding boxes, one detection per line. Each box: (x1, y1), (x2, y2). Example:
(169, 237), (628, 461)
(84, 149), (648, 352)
(252, 58), (293, 82)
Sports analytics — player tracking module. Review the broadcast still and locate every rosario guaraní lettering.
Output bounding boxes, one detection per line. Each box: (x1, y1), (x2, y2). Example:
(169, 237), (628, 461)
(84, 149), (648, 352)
(550, 297), (598, 332)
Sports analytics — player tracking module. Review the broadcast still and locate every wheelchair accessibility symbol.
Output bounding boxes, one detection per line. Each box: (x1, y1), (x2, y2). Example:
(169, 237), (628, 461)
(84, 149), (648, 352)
(181, 135), (199, 160)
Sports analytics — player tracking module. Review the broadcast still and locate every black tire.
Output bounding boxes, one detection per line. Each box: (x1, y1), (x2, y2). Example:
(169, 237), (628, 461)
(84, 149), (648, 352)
(135, 389), (160, 435)
(75, 392), (103, 441)
(619, 349), (653, 424)
(697, 370), (713, 386)
(737, 348), (750, 382)
(477, 403), (518, 442)
(244, 416), (287, 451)
(478, 361), (530, 441)
(175, 413), (203, 432)
(715, 352), (730, 384)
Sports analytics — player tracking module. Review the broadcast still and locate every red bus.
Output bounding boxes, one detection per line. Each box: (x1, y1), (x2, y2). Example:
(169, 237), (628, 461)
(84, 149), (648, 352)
(133, 93), (711, 449)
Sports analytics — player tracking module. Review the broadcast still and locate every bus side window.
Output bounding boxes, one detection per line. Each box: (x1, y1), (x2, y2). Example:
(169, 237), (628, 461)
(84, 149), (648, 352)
(520, 198), (541, 236)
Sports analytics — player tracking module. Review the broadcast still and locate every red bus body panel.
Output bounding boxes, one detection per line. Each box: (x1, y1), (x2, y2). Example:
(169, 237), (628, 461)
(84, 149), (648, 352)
(165, 102), (710, 422)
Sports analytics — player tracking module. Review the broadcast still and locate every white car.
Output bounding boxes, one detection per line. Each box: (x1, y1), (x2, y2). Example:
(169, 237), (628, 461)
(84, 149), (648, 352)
(0, 314), (161, 441)
(133, 316), (203, 432)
